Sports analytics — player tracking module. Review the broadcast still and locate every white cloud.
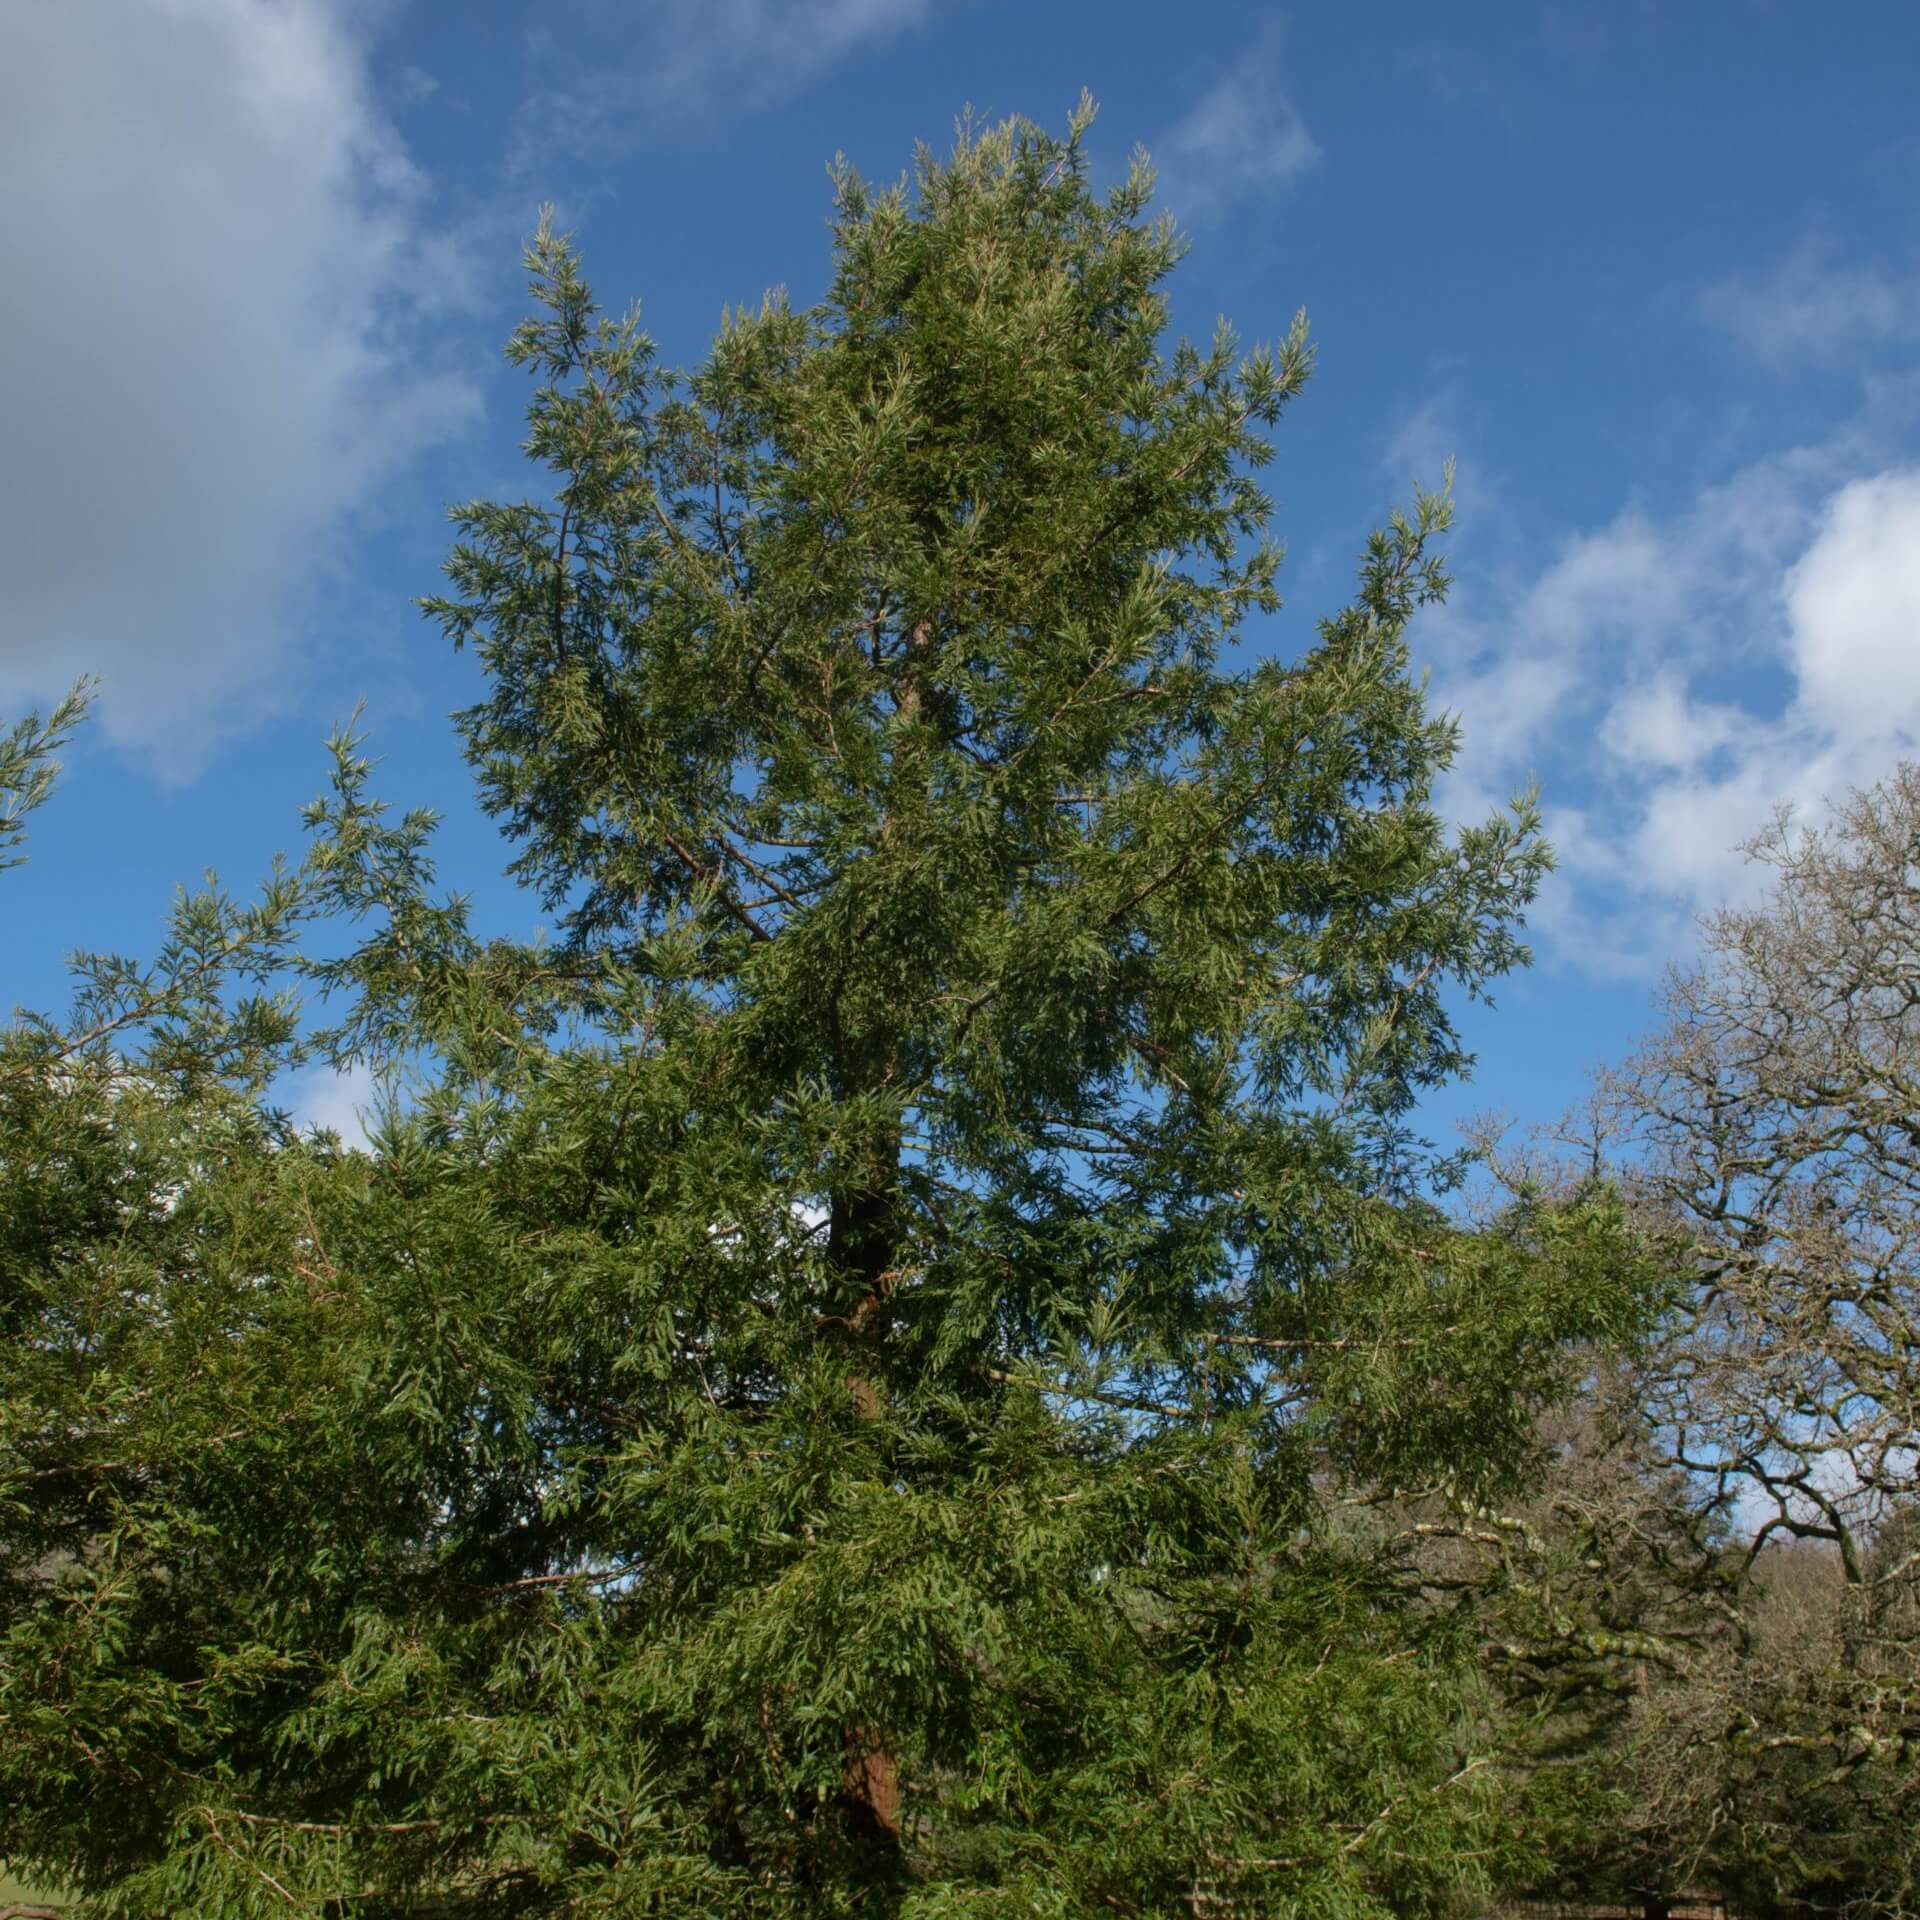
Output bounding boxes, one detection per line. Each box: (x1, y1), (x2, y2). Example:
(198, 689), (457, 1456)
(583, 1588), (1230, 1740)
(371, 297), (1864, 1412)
(1438, 653), (1580, 792)
(1521, 512), (1694, 653)
(1403, 383), (1920, 974)
(0, 0), (481, 779)
(281, 1061), (381, 1152)
(1598, 673), (1756, 775)
(1783, 470), (1920, 739)
(1152, 37), (1320, 224)
(1700, 237), (1915, 368)
(1409, 234), (1920, 955)
(1595, 466), (1920, 918)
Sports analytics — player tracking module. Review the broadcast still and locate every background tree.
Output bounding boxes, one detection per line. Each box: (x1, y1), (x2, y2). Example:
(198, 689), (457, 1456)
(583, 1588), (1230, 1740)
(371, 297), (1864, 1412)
(1356, 1155), (1735, 1920)
(1476, 768), (1920, 1920)
(1619, 771), (1920, 1579)
(3, 106), (1659, 1918)
(1456, 1362), (1743, 1918)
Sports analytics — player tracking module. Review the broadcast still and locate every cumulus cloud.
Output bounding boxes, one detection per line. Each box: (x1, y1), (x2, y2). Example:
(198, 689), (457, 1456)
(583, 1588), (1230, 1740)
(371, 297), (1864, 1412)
(0, 0), (481, 778)
(1151, 35), (1320, 224)
(1783, 470), (1920, 737)
(1404, 400), (1920, 975)
(1594, 466), (1920, 909)
(1427, 232), (1920, 955)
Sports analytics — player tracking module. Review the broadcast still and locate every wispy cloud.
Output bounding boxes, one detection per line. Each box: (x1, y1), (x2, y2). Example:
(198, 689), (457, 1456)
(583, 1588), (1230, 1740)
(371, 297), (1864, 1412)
(1395, 44), (1528, 130)
(393, 63), (441, 107)
(0, 0), (481, 780)
(513, 0), (930, 168)
(1151, 34), (1320, 225)
(1699, 236), (1916, 368)
(638, 0), (929, 106)
(1380, 384), (1513, 543)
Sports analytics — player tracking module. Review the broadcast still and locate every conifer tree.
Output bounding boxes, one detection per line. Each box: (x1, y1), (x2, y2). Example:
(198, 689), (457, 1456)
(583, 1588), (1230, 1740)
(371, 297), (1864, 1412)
(1, 105), (1658, 1917)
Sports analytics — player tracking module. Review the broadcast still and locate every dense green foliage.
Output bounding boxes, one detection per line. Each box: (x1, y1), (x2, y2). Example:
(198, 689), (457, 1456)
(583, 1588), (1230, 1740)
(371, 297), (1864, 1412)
(1, 108), (1669, 1917)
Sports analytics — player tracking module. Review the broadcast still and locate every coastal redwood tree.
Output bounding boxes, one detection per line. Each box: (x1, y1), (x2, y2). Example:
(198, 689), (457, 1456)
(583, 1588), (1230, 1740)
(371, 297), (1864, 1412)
(1, 106), (1658, 1917)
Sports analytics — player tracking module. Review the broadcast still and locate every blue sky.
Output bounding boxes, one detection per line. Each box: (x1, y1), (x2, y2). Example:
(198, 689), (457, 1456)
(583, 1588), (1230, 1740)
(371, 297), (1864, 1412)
(4, 0), (1918, 1146)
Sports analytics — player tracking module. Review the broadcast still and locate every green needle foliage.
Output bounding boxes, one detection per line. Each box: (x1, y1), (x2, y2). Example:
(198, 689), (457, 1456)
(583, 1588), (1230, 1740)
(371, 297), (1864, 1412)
(2, 104), (1661, 1917)
(1, 681), (91, 873)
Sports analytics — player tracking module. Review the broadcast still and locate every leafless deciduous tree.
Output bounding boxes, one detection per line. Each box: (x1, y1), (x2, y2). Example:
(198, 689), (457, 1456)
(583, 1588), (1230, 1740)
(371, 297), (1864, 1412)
(1616, 770), (1920, 1588)
(1602, 767), (1920, 1910)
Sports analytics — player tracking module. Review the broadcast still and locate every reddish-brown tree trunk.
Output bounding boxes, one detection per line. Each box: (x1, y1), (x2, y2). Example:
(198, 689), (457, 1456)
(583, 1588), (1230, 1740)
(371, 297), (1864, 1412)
(840, 1724), (902, 1836)
(827, 623), (932, 1847)
(831, 1182), (904, 1842)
